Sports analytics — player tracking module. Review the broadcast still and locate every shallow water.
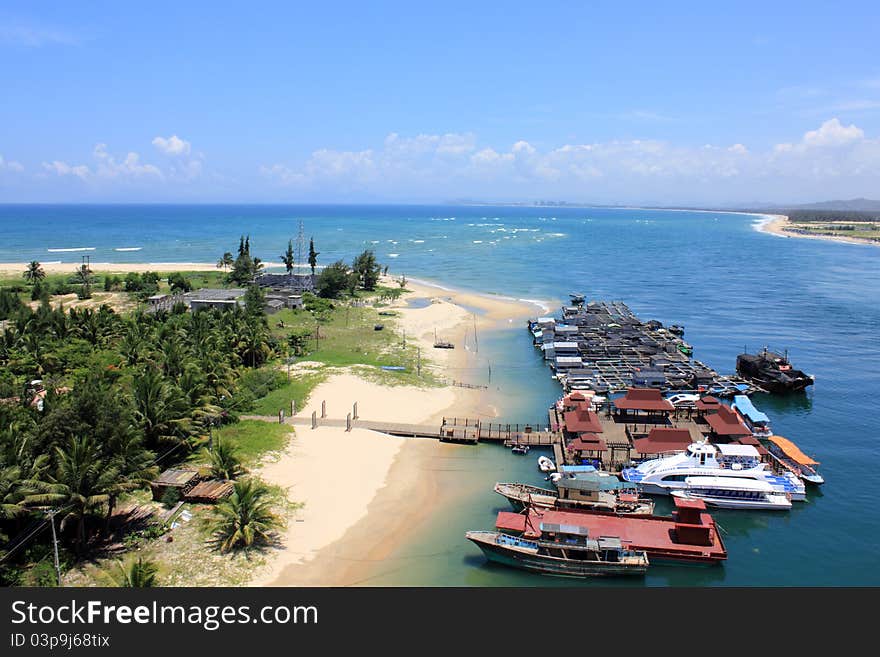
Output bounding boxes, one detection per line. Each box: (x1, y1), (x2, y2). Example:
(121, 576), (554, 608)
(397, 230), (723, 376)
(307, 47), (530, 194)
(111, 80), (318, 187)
(2, 204), (878, 585)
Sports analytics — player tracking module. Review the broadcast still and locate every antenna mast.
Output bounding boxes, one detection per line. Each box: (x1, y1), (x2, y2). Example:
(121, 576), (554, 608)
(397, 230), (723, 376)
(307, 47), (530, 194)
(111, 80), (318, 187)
(296, 220), (305, 271)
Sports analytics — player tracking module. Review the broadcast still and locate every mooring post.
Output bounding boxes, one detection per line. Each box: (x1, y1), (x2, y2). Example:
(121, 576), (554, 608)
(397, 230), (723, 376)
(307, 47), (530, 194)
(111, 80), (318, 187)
(311, 410), (317, 429)
(353, 401), (358, 420)
(279, 409), (284, 424)
(346, 413), (352, 432)
(321, 400), (326, 418)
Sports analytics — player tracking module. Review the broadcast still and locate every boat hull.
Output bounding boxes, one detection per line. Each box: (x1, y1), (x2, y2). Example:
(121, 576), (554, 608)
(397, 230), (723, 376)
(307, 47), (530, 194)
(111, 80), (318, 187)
(670, 491), (791, 511)
(466, 534), (647, 577)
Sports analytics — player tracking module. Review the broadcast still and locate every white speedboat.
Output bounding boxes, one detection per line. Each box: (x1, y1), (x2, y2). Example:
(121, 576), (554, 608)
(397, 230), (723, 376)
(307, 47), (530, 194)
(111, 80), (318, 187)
(621, 441), (805, 501)
(671, 477), (792, 511)
(537, 456), (556, 473)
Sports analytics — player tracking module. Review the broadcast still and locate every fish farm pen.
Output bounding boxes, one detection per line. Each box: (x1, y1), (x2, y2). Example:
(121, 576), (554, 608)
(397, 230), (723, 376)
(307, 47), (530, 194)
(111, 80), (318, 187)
(529, 300), (759, 396)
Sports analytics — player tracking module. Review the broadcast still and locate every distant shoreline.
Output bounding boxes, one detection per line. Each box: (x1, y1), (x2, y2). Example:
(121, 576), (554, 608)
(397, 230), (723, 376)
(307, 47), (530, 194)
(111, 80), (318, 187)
(752, 214), (880, 247)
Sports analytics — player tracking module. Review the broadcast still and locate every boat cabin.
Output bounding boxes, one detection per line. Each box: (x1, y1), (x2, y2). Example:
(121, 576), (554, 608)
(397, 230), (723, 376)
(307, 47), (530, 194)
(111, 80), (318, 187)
(554, 472), (637, 504)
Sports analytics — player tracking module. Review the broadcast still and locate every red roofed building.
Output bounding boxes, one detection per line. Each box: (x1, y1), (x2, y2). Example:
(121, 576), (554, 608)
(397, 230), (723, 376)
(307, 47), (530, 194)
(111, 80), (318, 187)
(613, 388), (674, 419)
(704, 405), (752, 439)
(567, 433), (606, 458)
(632, 427), (694, 457)
(562, 407), (603, 434)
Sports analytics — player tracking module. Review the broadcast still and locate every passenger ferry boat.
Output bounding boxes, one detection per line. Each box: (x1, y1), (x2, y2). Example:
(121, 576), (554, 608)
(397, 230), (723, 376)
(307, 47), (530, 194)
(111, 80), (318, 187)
(731, 395), (772, 437)
(495, 472), (655, 515)
(621, 441), (806, 501)
(465, 530), (649, 577)
(671, 476), (792, 511)
(765, 435), (824, 485)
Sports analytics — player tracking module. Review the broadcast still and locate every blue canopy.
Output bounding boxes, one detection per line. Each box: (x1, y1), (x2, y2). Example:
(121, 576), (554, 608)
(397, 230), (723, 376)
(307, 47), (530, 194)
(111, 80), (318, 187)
(734, 395), (770, 424)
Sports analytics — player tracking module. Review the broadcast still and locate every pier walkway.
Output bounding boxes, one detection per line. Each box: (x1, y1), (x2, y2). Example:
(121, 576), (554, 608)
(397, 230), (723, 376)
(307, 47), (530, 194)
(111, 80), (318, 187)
(242, 412), (560, 446)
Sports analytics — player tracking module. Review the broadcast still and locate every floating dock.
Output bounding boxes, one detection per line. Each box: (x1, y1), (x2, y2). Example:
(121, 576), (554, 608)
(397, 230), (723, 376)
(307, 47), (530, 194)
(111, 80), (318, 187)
(530, 300), (759, 396)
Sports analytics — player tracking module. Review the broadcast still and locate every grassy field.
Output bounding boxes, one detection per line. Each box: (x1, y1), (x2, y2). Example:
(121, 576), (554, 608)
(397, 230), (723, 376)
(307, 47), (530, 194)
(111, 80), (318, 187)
(269, 300), (437, 387)
(210, 419), (291, 465)
(249, 370), (327, 416)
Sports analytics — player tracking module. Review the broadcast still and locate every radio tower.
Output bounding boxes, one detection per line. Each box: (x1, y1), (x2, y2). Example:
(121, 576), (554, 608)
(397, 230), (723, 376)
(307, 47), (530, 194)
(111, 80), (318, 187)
(295, 220), (305, 271)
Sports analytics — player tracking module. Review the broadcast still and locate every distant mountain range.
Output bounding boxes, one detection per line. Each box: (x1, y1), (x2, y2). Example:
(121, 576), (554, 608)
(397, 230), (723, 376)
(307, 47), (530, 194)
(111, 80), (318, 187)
(758, 198), (880, 212)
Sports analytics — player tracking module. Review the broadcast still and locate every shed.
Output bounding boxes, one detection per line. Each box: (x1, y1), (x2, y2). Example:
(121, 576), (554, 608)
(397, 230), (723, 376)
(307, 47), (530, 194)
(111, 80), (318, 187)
(150, 468), (200, 501)
(704, 406), (752, 438)
(184, 480), (235, 503)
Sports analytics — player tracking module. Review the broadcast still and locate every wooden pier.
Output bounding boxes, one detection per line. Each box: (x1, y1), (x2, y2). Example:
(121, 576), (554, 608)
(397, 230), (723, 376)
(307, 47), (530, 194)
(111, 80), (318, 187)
(275, 413), (560, 446)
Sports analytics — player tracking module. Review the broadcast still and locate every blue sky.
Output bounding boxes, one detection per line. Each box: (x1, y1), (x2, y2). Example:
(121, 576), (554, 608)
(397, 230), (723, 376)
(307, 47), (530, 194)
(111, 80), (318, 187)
(1, 1), (879, 204)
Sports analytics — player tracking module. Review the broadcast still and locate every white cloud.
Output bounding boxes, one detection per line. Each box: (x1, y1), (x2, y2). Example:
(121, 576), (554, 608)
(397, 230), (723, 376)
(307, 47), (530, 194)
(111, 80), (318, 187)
(152, 135), (192, 156)
(802, 118), (863, 147)
(259, 120), (880, 202)
(42, 143), (163, 183)
(0, 155), (25, 172)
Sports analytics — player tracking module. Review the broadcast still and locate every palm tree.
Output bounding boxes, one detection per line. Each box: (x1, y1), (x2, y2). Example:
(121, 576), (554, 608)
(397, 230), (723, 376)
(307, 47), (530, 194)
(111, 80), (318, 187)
(131, 367), (192, 450)
(105, 431), (158, 530)
(106, 556), (159, 587)
(23, 261), (46, 285)
(210, 478), (280, 553)
(217, 252), (234, 272)
(204, 438), (245, 481)
(25, 436), (119, 554)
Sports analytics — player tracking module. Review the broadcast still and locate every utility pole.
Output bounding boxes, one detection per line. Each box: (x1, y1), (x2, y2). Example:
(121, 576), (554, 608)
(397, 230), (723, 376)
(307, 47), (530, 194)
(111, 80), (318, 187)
(315, 321), (320, 350)
(488, 361), (492, 384)
(47, 509), (62, 587)
(473, 314), (479, 352)
(417, 346), (421, 377)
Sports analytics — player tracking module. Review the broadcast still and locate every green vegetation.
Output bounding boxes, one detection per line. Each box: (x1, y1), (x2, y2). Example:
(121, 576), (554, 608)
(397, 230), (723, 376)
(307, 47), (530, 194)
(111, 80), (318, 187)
(209, 478), (282, 553)
(248, 372), (326, 416)
(209, 420), (290, 466)
(105, 556), (160, 587)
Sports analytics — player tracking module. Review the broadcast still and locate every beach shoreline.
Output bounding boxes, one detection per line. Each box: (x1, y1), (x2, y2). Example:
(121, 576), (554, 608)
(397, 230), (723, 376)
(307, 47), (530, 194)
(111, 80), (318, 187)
(752, 213), (879, 246)
(251, 276), (546, 587)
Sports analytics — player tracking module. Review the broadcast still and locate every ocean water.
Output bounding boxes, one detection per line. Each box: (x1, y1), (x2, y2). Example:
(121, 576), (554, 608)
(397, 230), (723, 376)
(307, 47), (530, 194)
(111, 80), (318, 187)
(1, 204), (878, 586)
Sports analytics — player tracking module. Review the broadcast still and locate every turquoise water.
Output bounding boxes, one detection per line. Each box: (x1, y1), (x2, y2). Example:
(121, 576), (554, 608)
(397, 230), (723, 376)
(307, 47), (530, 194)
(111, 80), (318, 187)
(2, 204), (878, 585)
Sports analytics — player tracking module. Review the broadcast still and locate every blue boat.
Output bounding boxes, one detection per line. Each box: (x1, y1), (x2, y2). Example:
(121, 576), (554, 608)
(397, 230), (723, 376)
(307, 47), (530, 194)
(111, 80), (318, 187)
(732, 394), (772, 437)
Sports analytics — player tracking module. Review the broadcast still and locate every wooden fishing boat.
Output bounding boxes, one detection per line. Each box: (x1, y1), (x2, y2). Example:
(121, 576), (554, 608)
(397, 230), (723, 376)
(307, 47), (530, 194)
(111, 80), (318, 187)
(495, 476), (654, 515)
(465, 530), (648, 577)
(495, 497), (727, 565)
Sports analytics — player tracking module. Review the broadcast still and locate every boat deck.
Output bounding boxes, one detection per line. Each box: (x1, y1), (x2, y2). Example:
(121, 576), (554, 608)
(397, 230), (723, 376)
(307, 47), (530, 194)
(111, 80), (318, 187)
(497, 508), (727, 562)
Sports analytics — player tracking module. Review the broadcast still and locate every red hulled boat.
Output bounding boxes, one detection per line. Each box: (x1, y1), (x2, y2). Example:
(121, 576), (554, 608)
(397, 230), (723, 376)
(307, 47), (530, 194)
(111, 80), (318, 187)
(495, 496), (727, 565)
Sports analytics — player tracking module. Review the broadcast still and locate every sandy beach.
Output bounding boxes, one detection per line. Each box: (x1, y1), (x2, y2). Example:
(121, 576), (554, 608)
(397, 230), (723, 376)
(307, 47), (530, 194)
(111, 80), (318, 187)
(0, 261), (227, 276)
(252, 276), (546, 586)
(754, 213), (879, 246)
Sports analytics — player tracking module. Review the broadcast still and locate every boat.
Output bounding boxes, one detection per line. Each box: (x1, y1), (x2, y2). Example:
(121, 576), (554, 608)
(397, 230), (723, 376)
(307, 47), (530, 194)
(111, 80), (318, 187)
(668, 324), (685, 336)
(493, 496), (727, 565)
(666, 393), (701, 408)
(621, 441), (805, 501)
(736, 347), (814, 393)
(510, 444), (530, 455)
(765, 435), (824, 485)
(466, 529), (648, 578)
(677, 341), (694, 357)
(671, 476), (792, 510)
(495, 475), (655, 515)
(537, 456), (556, 473)
(731, 394), (772, 437)
(569, 293), (585, 305)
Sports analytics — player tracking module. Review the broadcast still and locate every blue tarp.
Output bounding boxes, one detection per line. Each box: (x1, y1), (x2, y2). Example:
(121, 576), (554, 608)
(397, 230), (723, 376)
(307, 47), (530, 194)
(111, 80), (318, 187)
(734, 395), (770, 424)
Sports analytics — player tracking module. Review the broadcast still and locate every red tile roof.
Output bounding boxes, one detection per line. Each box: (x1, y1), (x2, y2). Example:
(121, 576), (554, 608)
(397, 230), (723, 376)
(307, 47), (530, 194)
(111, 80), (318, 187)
(567, 435), (606, 452)
(613, 388), (675, 412)
(705, 405), (752, 436)
(633, 427), (693, 454)
(563, 408), (603, 434)
(695, 396), (721, 411)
